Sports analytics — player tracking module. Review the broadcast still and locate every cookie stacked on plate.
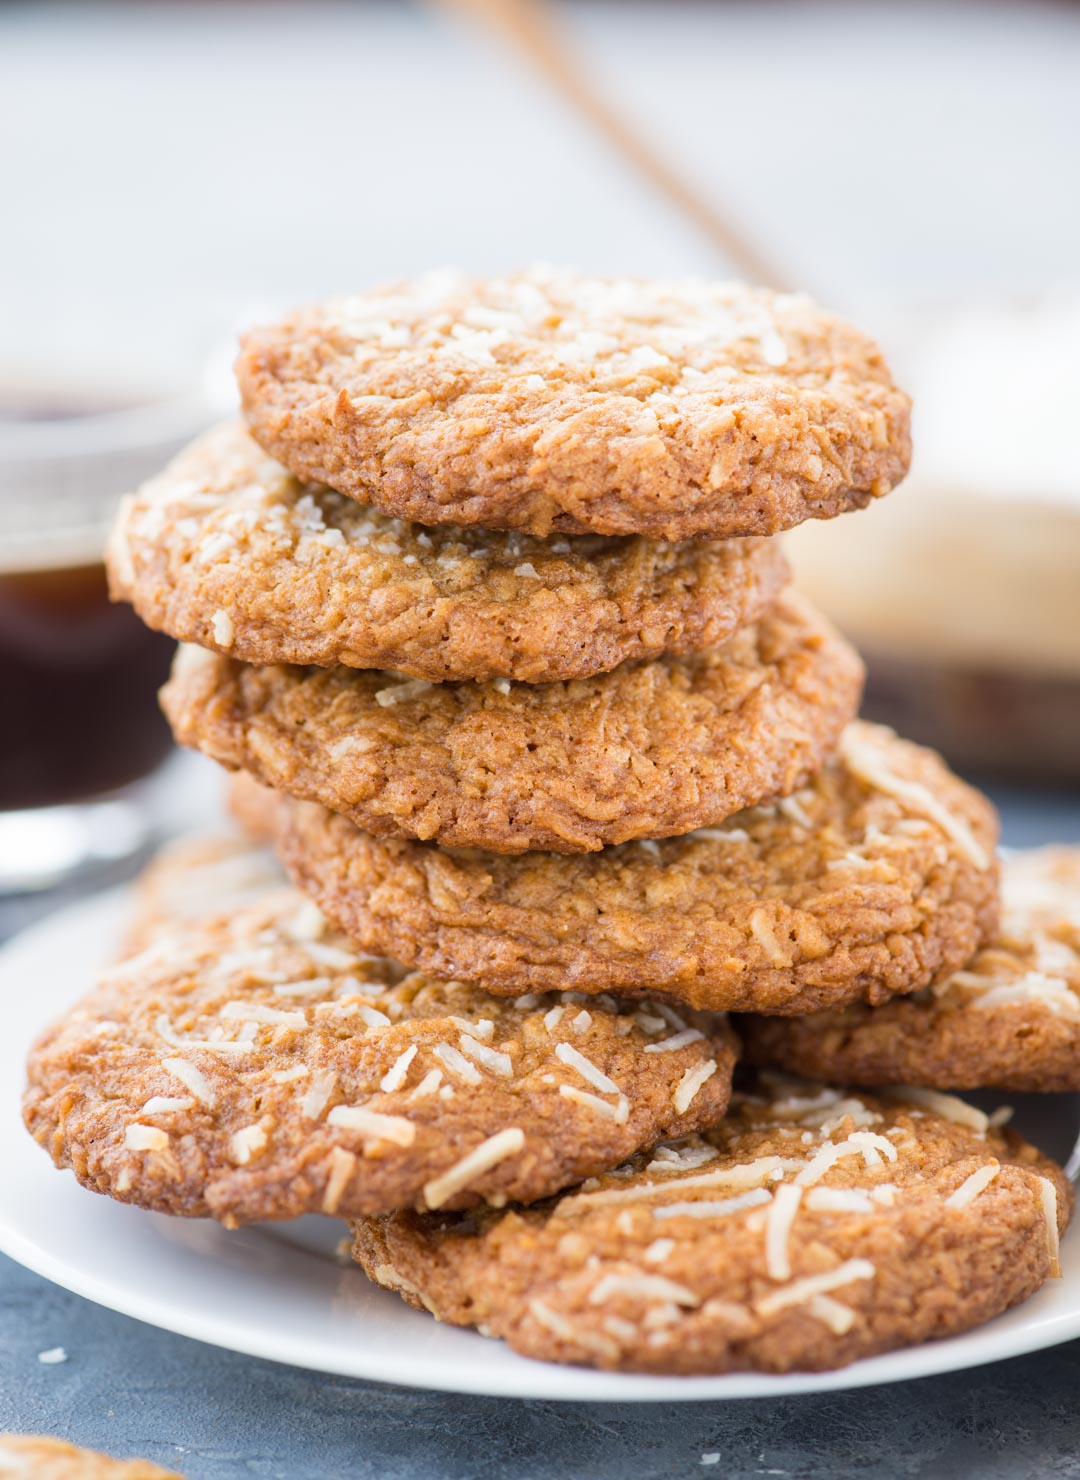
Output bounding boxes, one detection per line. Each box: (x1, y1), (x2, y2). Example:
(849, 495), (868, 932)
(25, 270), (1073, 1375)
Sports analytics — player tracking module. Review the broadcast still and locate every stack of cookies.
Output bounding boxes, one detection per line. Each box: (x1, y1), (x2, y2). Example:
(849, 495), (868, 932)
(24, 271), (1076, 1376)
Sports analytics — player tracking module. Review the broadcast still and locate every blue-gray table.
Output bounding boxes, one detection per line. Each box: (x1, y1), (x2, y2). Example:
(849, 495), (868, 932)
(3, 784), (1079, 1480)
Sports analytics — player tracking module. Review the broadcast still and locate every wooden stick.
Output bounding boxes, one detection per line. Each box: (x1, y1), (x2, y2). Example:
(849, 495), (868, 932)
(428, 0), (785, 287)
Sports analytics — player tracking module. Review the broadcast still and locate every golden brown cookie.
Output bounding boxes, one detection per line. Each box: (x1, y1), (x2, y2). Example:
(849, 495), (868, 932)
(741, 847), (1080, 1091)
(120, 833), (284, 955)
(107, 422), (788, 683)
(353, 1078), (1068, 1375)
(0, 1435), (181, 1479)
(24, 890), (737, 1225)
(236, 269), (911, 540)
(161, 593), (863, 854)
(274, 723), (1000, 1013)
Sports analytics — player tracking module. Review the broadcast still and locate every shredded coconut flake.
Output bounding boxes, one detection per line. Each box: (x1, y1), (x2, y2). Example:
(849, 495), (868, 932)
(423, 1128), (525, 1208)
(229, 1123), (268, 1165)
(946, 1162), (1000, 1209)
(756, 1259), (875, 1316)
(559, 1084), (629, 1122)
(765, 1183), (803, 1280)
(644, 1028), (705, 1054)
(380, 1044), (418, 1093)
(124, 1123), (169, 1152)
(589, 1273), (699, 1308)
(301, 1071), (338, 1121)
(161, 1056), (216, 1107)
(459, 1033), (514, 1078)
(892, 1086), (989, 1134)
(140, 1096), (194, 1116)
(673, 1059), (717, 1113)
(1039, 1177), (1062, 1277)
(808, 1293), (857, 1334)
(644, 1238), (676, 1263)
(328, 1104), (416, 1146)
(322, 1146), (358, 1214)
(840, 730), (989, 869)
(211, 608), (235, 647)
(555, 1041), (621, 1096)
(654, 1187), (772, 1222)
(433, 1041), (483, 1085)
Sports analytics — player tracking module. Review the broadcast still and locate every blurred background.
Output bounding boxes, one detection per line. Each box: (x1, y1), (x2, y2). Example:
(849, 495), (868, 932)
(1, 0), (1079, 903)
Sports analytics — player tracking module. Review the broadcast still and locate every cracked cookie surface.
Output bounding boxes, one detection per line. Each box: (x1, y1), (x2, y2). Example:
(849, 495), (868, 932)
(236, 269), (911, 540)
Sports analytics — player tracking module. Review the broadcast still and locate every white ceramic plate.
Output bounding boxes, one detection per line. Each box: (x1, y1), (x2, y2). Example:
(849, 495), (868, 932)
(2, 888), (1079, 1402)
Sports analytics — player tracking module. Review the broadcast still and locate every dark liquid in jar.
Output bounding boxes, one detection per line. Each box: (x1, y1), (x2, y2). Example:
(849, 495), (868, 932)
(0, 560), (175, 810)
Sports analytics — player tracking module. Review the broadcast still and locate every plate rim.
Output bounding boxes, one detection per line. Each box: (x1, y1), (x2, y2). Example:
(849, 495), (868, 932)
(3, 885), (1080, 1404)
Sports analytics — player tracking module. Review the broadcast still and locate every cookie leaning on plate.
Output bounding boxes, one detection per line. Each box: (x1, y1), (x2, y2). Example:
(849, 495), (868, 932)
(236, 269), (911, 540)
(23, 890), (737, 1225)
(354, 1079), (1069, 1375)
(107, 422), (788, 683)
(274, 723), (1000, 1013)
(0, 1435), (182, 1479)
(162, 593), (863, 854)
(741, 847), (1080, 1091)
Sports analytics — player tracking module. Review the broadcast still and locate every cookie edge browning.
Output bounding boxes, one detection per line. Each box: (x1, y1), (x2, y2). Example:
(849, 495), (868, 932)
(161, 593), (865, 854)
(107, 423), (793, 684)
(22, 902), (740, 1224)
(273, 724), (1001, 1013)
(235, 276), (911, 540)
(350, 1102), (1070, 1375)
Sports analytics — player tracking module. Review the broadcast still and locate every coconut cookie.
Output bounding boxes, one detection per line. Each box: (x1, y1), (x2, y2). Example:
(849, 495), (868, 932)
(23, 894), (737, 1225)
(275, 723), (999, 1013)
(353, 1080), (1068, 1375)
(107, 422), (788, 684)
(162, 594), (863, 855)
(741, 847), (1080, 1092)
(236, 269), (911, 540)
(121, 833), (285, 955)
(0, 1436), (182, 1479)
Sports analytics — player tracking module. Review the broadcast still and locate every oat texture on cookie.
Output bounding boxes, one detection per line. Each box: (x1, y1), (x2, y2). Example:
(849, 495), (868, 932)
(161, 592), (863, 853)
(353, 1078), (1070, 1374)
(273, 723), (999, 1013)
(107, 421), (790, 682)
(24, 888), (737, 1223)
(236, 270), (911, 540)
(36, 269), (1074, 1380)
(741, 847), (1080, 1091)
(0, 1434), (184, 1479)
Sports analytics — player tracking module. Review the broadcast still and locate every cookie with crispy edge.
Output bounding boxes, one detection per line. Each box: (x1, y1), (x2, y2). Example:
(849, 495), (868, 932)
(23, 890), (737, 1225)
(120, 832), (284, 955)
(107, 422), (789, 683)
(273, 723), (1000, 1013)
(236, 269), (911, 540)
(353, 1079), (1069, 1375)
(0, 1435), (182, 1479)
(162, 593), (863, 854)
(741, 847), (1080, 1092)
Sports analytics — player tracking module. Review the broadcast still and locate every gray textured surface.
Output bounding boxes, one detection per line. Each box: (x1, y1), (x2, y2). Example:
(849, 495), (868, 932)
(2, 786), (1080, 1479)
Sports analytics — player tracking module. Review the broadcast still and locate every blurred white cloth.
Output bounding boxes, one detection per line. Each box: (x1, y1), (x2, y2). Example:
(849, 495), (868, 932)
(3, 0), (1080, 394)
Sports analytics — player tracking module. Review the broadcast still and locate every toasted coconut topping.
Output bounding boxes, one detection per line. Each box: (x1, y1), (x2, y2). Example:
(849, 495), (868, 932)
(327, 1105), (416, 1146)
(755, 1259), (875, 1316)
(423, 1128), (526, 1209)
(945, 1163), (1001, 1209)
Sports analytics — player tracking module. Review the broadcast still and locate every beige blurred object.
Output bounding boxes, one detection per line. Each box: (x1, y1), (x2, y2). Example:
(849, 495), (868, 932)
(429, 0), (783, 287)
(791, 298), (1080, 782)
